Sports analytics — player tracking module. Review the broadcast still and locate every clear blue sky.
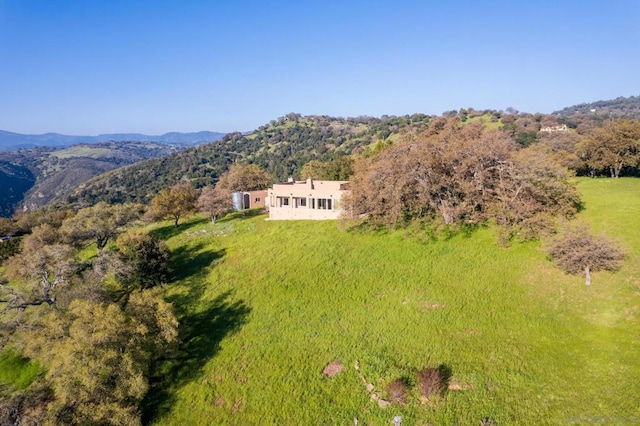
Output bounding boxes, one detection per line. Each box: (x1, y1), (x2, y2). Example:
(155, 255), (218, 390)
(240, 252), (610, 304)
(1, 0), (638, 135)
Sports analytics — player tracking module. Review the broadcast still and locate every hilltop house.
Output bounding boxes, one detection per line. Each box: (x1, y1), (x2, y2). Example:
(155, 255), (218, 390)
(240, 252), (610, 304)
(267, 178), (349, 220)
(540, 124), (568, 133)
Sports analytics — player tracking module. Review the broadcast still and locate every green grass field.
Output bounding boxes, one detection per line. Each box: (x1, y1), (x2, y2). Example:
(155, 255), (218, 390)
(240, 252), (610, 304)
(141, 178), (640, 425)
(50, 146), (114, 159)
(465, 114), (503, 130)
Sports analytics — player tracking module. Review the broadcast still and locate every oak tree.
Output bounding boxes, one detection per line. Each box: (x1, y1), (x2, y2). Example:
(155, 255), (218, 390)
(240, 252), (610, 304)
(300, 156), (354, 180)
(147, 182), (198, 227)
(24, 292), (178, 425)
(114, 231), (170, 294)
(1, 243), (77, 310)
(60, 202), (142, 254)
(577, 119), (640, 178)
(343, 118), (579, 238)
(546, 225), (625, 285)
(216, 163), (272, 192)
(197, 186), (232, 224)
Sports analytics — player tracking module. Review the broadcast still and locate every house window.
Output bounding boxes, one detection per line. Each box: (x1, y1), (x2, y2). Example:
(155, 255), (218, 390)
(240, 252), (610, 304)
(277, 197), (289, 207)
(294, 197), (307, 208)
(317, 198), (332, 210)
(255, 197), (261, 203)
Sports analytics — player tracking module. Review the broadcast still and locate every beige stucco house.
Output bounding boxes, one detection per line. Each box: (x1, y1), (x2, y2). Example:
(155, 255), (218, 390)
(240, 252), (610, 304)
(267, 178), (349, 220)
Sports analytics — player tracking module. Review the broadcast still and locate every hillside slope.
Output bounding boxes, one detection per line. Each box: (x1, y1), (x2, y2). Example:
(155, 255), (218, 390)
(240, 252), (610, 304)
(553, 95), (640, 118)
(40, 94), (640, 210)
(144, 178), (640, 424)
(0, 161), (35, 217)
(0, 141), (185, 216)
(66, 113), (432, 206)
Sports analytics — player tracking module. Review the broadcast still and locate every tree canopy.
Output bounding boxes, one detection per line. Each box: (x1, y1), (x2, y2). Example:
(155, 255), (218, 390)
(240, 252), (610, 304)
(60, 202), (142, 253)
(0, 201), (179, 425)
(197, 186), (233, 224)
(299, 156), (354, 181)
(114, 231), (171, 295)
(343, 118), (580, 238)
(577, 119), (640, 178)
(24, 293), (178, 425)
(147, 182), (198, 227)
(216, 163), (273, 192)
(2, 243), (77, 310)
(546, 225), (625, 285)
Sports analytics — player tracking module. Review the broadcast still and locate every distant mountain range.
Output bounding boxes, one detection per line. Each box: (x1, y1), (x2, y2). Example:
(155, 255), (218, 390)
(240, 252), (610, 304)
(0, 130), (227, 151)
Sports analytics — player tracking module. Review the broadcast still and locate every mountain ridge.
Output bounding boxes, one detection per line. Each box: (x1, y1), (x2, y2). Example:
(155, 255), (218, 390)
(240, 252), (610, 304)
(0, 141), (188, 216)
(553, 95), (640, 117)
(0, 130), (227, 151)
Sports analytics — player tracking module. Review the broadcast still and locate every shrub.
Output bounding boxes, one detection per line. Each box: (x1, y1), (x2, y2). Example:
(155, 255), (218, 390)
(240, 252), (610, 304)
(386, 378), (410, 404)
(416, 367), (447, 398)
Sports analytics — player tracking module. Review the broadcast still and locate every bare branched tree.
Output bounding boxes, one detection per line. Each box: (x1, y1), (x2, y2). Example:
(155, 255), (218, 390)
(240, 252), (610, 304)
(343, 118), (579, 238)
(546, 225), (625, 285)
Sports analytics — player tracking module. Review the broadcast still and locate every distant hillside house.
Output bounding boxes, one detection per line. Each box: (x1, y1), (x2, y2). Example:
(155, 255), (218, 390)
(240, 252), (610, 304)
(540, 124), (568, 133)
(232, 190), (268, 211)
(267, 178), (349, 220)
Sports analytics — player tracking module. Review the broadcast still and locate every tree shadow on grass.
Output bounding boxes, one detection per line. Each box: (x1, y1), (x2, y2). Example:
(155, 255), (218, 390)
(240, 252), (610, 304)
(168, 242), (226, 282)
(219, 208), (266, 223)
(142, 292), (251, 423)
(150, 216), (210, 240)
(141, 243), (251, 424)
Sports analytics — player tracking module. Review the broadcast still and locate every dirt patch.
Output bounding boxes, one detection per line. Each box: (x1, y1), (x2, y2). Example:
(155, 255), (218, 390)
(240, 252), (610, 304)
(448, 381), (473, 391)
(425, 302), (446, 309)
(322, 360), (344, 377)
(231, 398), (244, 413)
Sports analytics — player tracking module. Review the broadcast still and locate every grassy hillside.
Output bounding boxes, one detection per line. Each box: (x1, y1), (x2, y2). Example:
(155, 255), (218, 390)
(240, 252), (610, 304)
(141, 178), (640, 425)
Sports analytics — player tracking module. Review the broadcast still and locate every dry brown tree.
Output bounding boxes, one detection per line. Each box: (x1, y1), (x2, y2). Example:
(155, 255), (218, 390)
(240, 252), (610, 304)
(546, 225), (625, 285)
(197, 186), (233, 224)
(216, 163), (272, 192)
(343, 117), (580, 238)
(576, 119), (640, 178)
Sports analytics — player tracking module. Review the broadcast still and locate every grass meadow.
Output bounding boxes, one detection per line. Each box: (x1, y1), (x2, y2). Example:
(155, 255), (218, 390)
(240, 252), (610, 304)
(1, 178), (638, 424)
(50, 145), (115, 159)
(141, 178), (640, 425)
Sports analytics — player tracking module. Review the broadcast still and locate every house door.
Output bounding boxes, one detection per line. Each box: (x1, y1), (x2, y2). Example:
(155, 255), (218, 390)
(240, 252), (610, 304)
(243, 193), (250, 209)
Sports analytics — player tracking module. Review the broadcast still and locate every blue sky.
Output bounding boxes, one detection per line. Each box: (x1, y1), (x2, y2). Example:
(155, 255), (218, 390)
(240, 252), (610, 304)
(1, 0), (638, 134)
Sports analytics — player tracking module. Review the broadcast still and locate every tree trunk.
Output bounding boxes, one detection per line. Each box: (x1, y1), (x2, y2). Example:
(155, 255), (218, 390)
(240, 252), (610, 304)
(584, 265), (591, 286)
(174, 215), (179, 227)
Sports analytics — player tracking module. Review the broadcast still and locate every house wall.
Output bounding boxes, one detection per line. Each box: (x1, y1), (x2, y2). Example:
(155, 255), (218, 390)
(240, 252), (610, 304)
(246, 190), (267, 209)
(267, 179), (348, 220)
(232, 190), (268, 210)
